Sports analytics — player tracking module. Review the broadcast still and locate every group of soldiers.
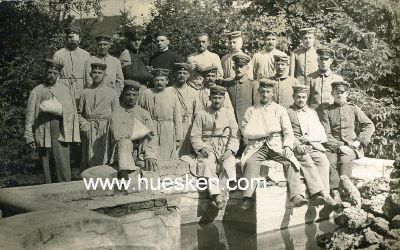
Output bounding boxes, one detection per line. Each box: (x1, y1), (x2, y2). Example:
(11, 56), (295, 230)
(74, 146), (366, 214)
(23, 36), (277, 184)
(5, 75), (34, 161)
(24, 26), (375, 211)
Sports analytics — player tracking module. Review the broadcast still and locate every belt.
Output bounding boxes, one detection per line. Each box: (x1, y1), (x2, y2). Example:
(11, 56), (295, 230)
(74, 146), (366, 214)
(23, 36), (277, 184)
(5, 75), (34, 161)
(152, 117), (173, 122)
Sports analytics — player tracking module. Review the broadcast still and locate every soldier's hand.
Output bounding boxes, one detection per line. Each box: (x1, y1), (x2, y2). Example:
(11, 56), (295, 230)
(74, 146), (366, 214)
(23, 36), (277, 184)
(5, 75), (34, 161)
(283, 146), (294, 158)
(199, 148), (209, 158)
(339, 145), (354, 155)
(295, 145), (308, 155)
(351, 140), (361, 149)
(27, 141), (36, 150)
(220, 150), (233, 161)
(81, 123), (90, 136)
(145, 132), (154, 141)
(145, 158), (158, 172)
(176, 140), (182, 149)
(299, 135), (310, 144)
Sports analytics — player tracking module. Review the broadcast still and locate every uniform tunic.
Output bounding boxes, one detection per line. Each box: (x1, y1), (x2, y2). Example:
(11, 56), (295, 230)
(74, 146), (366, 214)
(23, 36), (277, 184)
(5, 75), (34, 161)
(267, 75), (301, 108)
(84, 54), (124, 96)
(320, 102), (375, 188)
(149, 49), (182, 70)
(289, 46), (318, 84)
(252, 49), (287, 79)
(138, 87), (183, 159)
(221, 51), (253, 80)
(78, 84), (120, 169)
(170, 84), (199, 156)
(109, 105), (158, 171)
(307, 69), (343, 109)
(221, 75), (259, 130)
(187, 50), (223, 89)
(287, 105), (330, 191)
(53, 47), (90, 102)
(119, 49), (153, 85)
(191, 106), (239, 195)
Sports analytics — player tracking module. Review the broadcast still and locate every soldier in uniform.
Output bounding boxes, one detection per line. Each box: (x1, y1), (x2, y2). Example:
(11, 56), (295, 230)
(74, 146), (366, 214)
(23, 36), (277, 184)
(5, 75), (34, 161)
(287, 85), (336, 206)
(191, 85), (239, 209)
(220, 54), (259, 155)
(252, 30), (287, 80)
(84, 34), (124, 96)
(307, 48), (343, 110)
(267, 54), (301, 108)
(24, 59), (80, 183)
(53, 26), (90, 104)
(240, 80), (308, 210)
(109, 80), (158, 179)
(289, 27), (319, 84)
(320, 81), (375, 203)
(149, 31), (182, 72)
(220, 31), (253, 80)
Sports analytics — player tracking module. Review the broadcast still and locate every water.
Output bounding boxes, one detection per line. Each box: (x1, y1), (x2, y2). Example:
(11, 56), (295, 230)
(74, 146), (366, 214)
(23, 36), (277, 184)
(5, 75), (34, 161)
(181, 220), (338, 250)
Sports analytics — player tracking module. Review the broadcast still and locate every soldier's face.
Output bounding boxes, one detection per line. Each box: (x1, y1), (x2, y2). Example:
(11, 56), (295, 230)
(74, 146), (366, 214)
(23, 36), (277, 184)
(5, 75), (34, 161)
(156, 36), (169, 51)
(46, 69), (60, 86)
(154, 76), (168, 91)
(229, 37), (243, 52)
(264, 35), (277, 51)
(90, 69), (106, 85)
(275, 61), (288, 76)
(66, 33), (80, 49)
(97, 41), (111, 56)
(197, 35), (209, 53)
(234, 64), (248, 77)
(175, 70), (189, 84)
(293, 92), (308, 108)
(332, 88), (348, 104)
(130, 39), (142, 50)
(122, 89), (139, 107)
(302, 34), (314, 48)
(318, 57), (333, 71)
(204, 72), (217, 87)
(259, 87), (274, 104)
(209, 95), (224, 109)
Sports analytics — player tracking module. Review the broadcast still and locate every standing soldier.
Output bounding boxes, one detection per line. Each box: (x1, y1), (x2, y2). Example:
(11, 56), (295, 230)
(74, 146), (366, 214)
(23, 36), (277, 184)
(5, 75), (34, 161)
(191, 85), (239, 209)
(240, 80), (308, 210)
(119, 30), (153, 87)
(287, 85), (336, 206)
(84, 34), (124, 96)
(138, 69), (183, 160)
(187, 33), (223, 89)
(220, 54), (259, 155)
(289, 27), (319, 84)
(109, 80), (158, 179)
(252, 31), (287, 80)
(79, 62), (120, 169)
(170, 63), (199, 156)
(24, 59), (80, 183)
(267, 55), (301, 108)
(149, 31), (182, 71)
(307, 48), (343, 110)
(53, 26), (90, 103)
(320, 81), (375, 203)
(197, 66), (233, 112)
(220, 31), (253, 80)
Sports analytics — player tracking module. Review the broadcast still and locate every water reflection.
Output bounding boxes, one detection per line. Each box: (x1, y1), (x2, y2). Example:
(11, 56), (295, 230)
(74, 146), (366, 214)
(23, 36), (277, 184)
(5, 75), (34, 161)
(181, 220), (338, 250)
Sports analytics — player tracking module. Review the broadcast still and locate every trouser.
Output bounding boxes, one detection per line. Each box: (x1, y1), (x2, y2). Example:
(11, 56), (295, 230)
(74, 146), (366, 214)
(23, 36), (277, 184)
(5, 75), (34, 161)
(242, 145), (304, 199)
(114, 139), (141, 172)
(326, 148), (357, 189)
(295, 149), (330, 194)
(197, 153), (236, 197)
(38, 116), (71, 183)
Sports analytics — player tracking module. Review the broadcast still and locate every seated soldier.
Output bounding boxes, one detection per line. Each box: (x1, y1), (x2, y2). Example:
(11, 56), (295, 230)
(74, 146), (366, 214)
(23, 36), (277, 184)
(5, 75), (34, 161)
(287, 85), (336, 206)
(109, 80), (158, 179)
(320, 81), (375, 203)
(240, 79), (308, 210)
(190, 85), (239, 209)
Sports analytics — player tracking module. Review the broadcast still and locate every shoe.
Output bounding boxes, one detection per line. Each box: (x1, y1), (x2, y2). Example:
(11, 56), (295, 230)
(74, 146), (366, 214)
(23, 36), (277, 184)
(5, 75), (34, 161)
(331, 189), (342, 204)
(241, 198), (254, 211)
(291, 195), (308, 207)
(214, 195), (225, 210)
(311, 195), (326, 206)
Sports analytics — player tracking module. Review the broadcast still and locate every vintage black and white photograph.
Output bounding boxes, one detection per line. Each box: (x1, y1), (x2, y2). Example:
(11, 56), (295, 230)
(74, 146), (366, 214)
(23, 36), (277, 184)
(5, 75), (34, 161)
(0, 0), (399, 249)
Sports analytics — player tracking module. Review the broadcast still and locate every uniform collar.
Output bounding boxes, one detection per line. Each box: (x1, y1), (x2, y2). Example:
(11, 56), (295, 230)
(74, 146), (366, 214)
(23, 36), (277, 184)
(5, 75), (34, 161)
(333, 101), (348, 107)
(236, 75), (249, 83)
(291, 104), (308, 112)
(318, 69), (333, 77)
(273, 74), (289, 80)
